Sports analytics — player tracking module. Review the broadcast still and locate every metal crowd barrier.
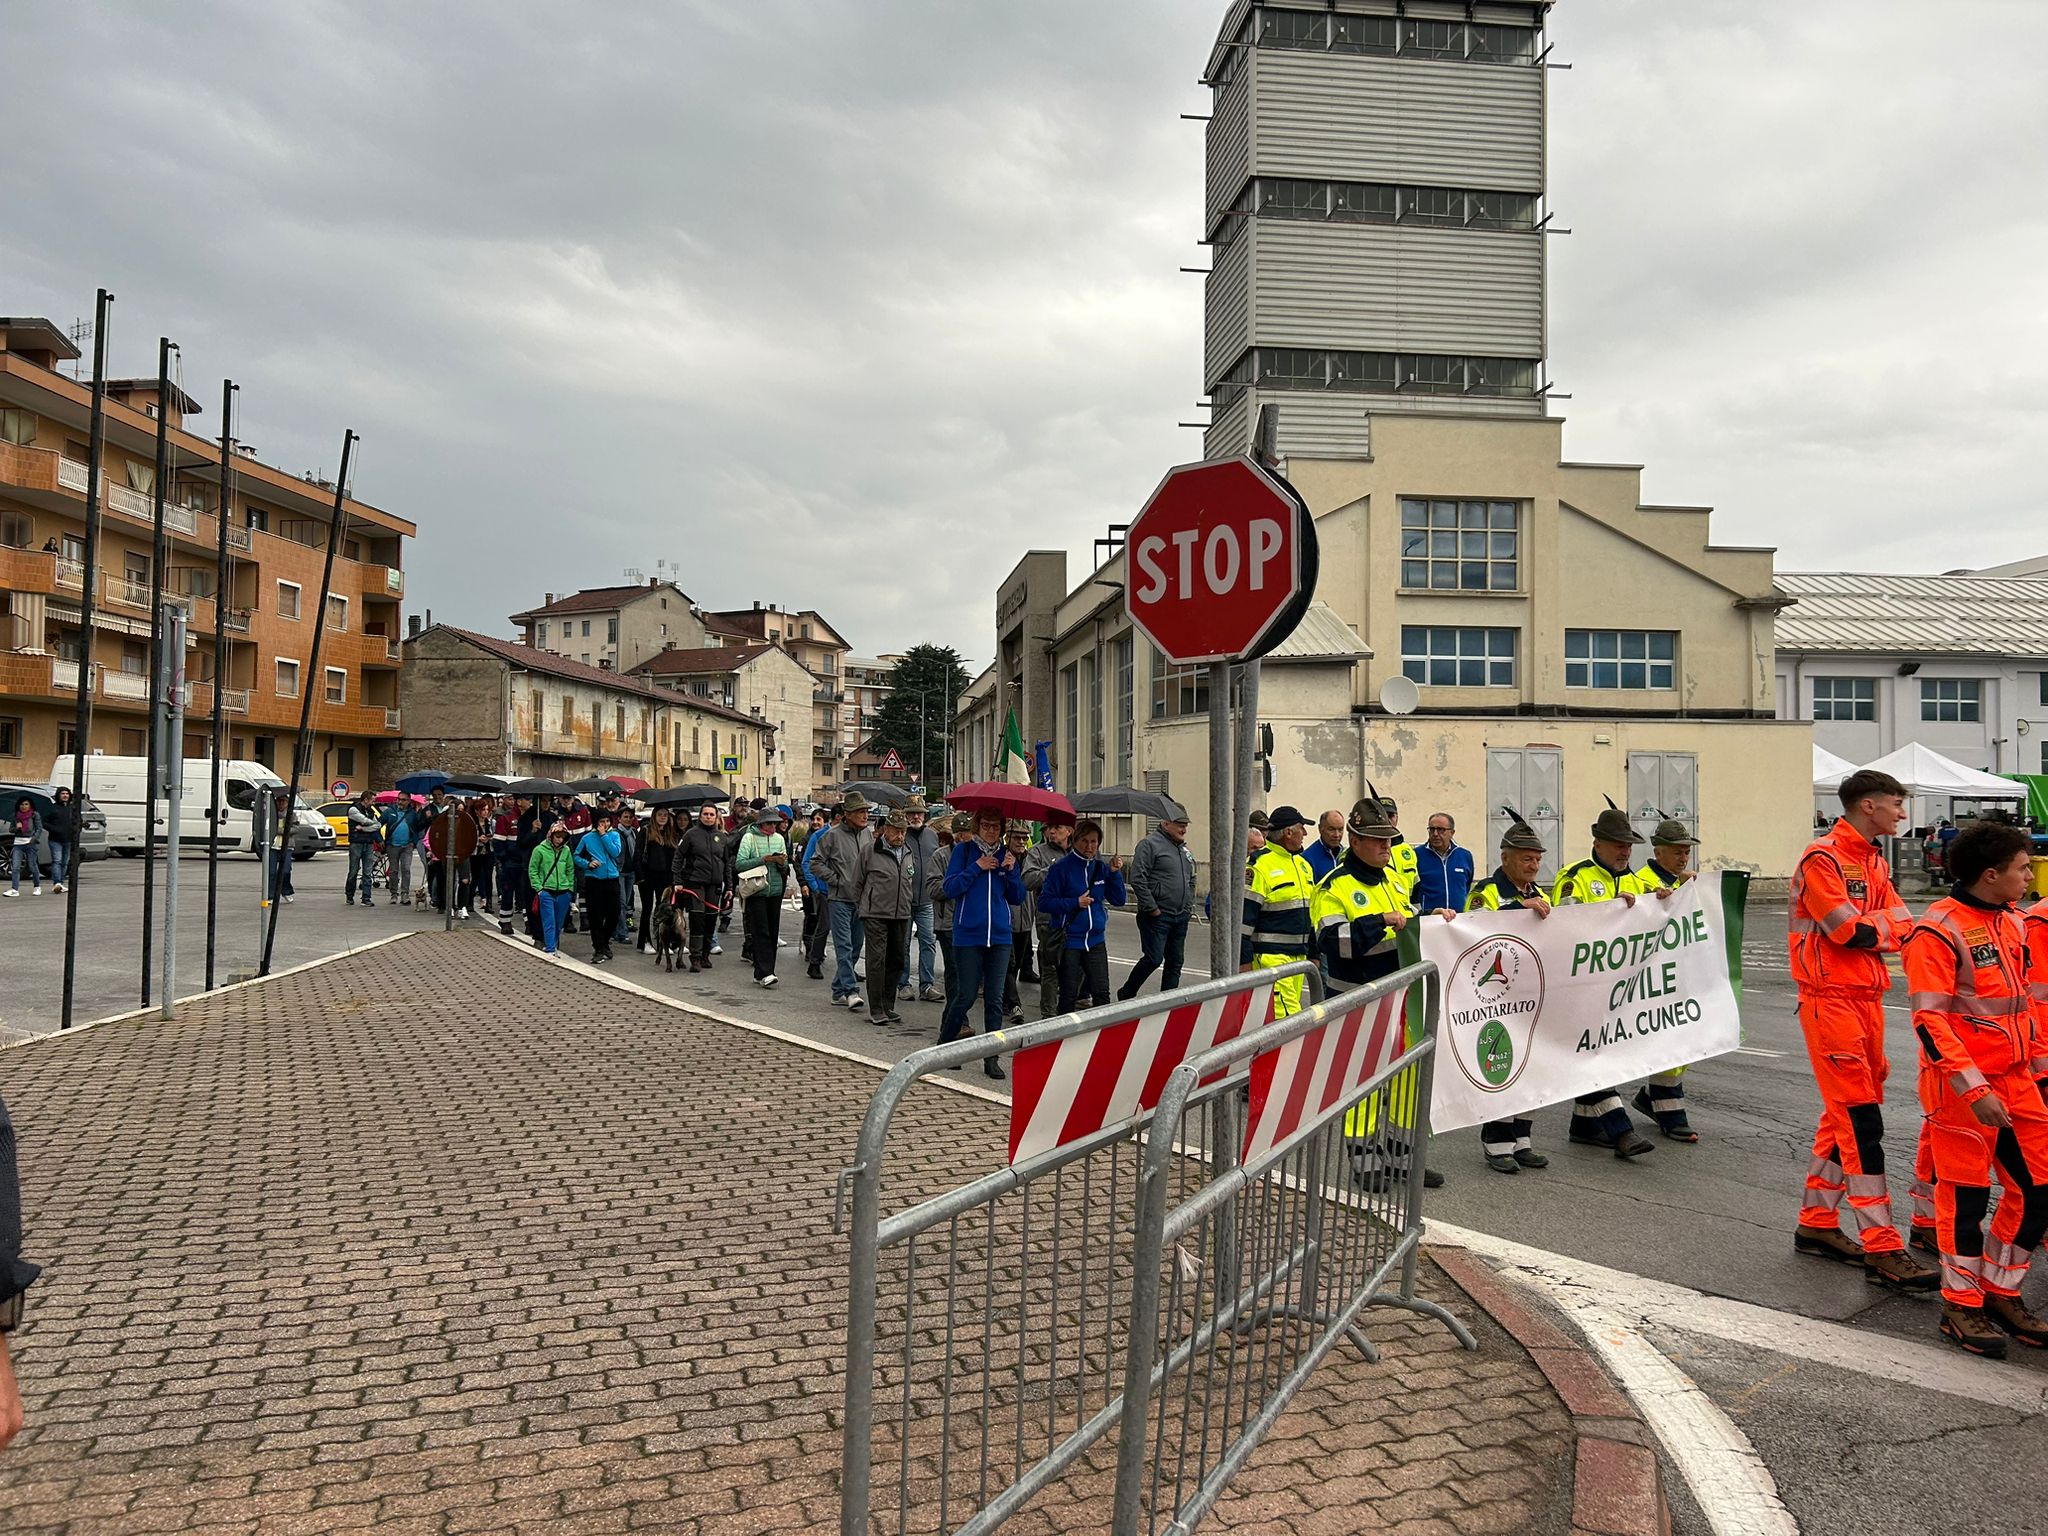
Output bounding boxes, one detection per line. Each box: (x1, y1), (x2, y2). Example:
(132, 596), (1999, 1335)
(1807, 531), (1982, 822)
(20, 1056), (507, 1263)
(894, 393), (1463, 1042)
(835, 963), (1321, 1536)
(1109, 960), (1475, 1535)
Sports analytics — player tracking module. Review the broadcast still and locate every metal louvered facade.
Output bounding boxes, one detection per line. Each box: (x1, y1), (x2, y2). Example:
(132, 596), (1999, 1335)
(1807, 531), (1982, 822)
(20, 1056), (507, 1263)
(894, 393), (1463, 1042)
(1202, 1), (1553, 461)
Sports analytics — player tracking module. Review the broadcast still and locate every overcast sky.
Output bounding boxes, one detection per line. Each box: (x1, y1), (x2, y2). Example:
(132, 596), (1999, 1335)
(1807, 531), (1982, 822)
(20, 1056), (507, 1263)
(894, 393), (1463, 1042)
(5, 1), (2041, 667)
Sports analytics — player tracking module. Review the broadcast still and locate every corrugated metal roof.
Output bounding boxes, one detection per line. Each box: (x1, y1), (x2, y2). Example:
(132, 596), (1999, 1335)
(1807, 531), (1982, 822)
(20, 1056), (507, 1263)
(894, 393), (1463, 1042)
(1773, 572), (2048, 657)
(1266, 602), (1372, 663)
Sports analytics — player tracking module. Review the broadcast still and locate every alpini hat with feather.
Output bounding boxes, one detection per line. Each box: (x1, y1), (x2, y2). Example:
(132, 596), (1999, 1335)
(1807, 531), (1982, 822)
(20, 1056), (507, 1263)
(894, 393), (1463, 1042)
(1498, 806), (1546, 854)
(1591, 794), (1645, 844)
(1346, 782), (1400, 840)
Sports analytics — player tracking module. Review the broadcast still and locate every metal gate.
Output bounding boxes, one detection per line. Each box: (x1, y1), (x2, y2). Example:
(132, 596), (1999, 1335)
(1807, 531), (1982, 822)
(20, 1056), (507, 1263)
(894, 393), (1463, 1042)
(1627, 751), (1698, 846)
(1486, 746), (1562, 882)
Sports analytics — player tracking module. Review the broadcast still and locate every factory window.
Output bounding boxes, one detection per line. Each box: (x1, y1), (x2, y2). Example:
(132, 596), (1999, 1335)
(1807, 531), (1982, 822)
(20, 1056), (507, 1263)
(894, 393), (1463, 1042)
(1332, 182), (1399, 222)
(1236, 178), (1534, 233)
(1061, 663), (1079, 793)
(1566, 631), (1677, 691)
(1921, 678), (1982, 723)
(1258, 9), (1329, 49)
(1400, 500), (1519, 592)
(1468, 357), (1539, 396)
(1400, 186), (1465, 226)
(1402, 627), (1516, 688)
(1812, 677), (1876, 723)
(1114, 634), (1135, 787)
(1468, 23), (1539, 64)
(1470, 191), (1539, 230)
(1331, 14), (1397, 54)
(1402, 353), (1464, 394)
(1259, 178), (1328, 219)
(1402, 19), (1463, 58)
(1214, 347), (1541, 407)
(1148, 645), (1210, 722)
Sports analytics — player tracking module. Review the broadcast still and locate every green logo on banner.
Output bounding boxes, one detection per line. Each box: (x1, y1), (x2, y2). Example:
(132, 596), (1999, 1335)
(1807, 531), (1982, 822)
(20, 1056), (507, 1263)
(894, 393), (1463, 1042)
(1476, 1021), (1514, 1085)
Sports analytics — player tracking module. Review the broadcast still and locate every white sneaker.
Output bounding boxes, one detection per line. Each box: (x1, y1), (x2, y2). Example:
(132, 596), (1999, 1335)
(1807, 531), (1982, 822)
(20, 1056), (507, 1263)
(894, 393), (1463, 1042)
(283, 894), (293, 903)
(848, 994), (866, 1011)
(33, 886), (44, 896)
(458, 907), (471, 920)
(710, 941), (722, 955)
(639, 942), (652, 955)
(759, 974), (778, 988)
(2, 889), (14, 898)
(52, 882), (64, 894)
(777, 938), (789, 947)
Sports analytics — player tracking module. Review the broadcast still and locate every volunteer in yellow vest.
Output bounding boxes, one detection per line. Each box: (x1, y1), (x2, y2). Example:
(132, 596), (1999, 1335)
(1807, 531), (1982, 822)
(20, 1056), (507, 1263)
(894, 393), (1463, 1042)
(1447, 808), (1554, 1174)
(1382, 796), (1420, 905)
(1552, 798), (1657, 1159)
(1316, 795), (1443, 1190)
(1239, 804), (1315, 1018)
(1623, 818), (1703, 1141)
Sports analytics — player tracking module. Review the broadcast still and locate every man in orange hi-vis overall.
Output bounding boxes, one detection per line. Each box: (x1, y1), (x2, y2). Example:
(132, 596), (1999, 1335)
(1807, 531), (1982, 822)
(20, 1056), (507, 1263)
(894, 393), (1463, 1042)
(1901, 819), (2048, 1358)
(1790, 769), (1938, 1292)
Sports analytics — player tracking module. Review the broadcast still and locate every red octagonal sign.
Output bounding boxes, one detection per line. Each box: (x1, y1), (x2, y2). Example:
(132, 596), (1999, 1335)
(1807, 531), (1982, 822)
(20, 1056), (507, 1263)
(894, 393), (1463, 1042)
(1125, 455), (1313, 665)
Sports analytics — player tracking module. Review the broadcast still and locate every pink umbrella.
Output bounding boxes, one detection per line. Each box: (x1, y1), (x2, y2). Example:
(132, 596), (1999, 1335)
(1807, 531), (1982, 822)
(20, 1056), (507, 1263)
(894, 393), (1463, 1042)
(373, 790), (423, 806)
(946, 781), (1078, 827)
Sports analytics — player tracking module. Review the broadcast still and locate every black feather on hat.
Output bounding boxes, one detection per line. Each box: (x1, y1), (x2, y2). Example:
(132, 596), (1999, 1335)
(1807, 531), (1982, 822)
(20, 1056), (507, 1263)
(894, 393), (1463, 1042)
(1499, 805), (1545, 853)
(1591, 793), (1645, 845)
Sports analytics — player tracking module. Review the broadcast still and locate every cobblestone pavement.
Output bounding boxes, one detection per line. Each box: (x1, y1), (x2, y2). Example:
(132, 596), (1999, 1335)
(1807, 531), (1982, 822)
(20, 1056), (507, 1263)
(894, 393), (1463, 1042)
(0, 930), (1576, 1535)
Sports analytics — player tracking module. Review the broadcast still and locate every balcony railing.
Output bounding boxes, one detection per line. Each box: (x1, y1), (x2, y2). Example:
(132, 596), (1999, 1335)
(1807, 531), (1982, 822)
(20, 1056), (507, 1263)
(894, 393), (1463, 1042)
(222, 608), (252, 634)
(55, 558), (83, 591)
(102, 669), (149, 702)
(52, 658), (79, 692)
(104, 574), (151, 610)
(57, 457), (88, 494)
(221, 688), (249, 714)
(384, 706), (401, 730)
(373, 566), (404, 597)
(226, 526), (252, 553)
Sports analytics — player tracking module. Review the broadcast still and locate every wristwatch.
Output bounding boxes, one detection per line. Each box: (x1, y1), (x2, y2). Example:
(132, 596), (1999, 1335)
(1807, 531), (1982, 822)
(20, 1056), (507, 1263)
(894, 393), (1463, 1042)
(0, 1289), (23, 1334)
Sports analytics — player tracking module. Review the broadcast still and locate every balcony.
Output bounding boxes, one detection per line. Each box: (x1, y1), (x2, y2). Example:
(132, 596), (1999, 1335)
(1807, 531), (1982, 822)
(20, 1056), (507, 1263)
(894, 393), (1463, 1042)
(221, 688), (249, 714)
(371, 566), (404, 598)
(103, 573), (152, 612)
(222, 607), (252, 634)
(100, 668), (149, 704)
(0, 651), (77, 698)
(225, 526), (252, 553)
(0, 546), (60, 597)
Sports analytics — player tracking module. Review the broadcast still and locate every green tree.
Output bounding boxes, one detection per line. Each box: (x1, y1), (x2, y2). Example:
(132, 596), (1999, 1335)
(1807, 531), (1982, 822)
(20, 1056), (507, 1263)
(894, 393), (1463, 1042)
(870, 645), (972, 793)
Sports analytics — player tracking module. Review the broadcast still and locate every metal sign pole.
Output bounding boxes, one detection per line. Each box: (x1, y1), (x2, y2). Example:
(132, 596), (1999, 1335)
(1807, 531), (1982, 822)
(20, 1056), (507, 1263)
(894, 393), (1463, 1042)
(1229, 660), (1260, 954)
(160, 607), (187, 1018)
(60, 288), (113, 1032)
(1206, 661), (1234, 977)
(140, 335), (176, 1005)
(205, 381), (237, 991)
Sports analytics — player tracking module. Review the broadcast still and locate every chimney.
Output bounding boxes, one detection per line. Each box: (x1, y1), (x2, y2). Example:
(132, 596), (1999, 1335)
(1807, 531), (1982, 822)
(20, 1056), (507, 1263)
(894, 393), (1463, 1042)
(753, 600), (762, 612)
(408, 614), (422, 638)
(648, 577), (658, 587)
(544, 592), (554, 606)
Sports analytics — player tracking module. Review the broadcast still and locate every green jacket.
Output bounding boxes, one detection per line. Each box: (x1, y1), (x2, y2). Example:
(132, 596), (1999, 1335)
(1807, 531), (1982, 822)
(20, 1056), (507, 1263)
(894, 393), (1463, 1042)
(736, 829), (788, 900)
(528, 839), (577, 894)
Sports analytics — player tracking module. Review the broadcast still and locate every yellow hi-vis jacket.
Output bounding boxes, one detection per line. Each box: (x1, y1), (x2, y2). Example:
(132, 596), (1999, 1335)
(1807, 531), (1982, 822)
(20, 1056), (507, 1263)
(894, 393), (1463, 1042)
(1241, 842), (1317, 1018)
(1552, 855), (1636, 907)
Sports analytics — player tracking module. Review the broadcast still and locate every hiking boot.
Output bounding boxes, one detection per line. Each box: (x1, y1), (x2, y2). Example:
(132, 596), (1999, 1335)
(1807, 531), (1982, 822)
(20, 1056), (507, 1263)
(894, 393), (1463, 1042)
(1485, 1153), (1520, 1174)
(1793, 1226), (1866, 1265)
(1986, 1294), (2048, 1348)
(1941, 1303), (2008, 1359)
(1865, 1247), (1940, 1293)
(1910, 1225), (1940, 1256)
(1615, 1133), (1656, 1160)
(1513, 1148), (1549, 1169)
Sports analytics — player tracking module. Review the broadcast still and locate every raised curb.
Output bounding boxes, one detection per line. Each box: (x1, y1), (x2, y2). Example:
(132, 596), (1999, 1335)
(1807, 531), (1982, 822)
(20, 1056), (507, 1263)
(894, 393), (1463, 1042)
(1432, 1245), (1673, 1536)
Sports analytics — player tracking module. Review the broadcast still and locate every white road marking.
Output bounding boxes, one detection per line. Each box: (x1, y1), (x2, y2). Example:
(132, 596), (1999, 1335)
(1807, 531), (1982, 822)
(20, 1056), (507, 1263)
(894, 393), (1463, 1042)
(1428, 1220), (2048, 1417)
(1733, 1046), (1788, 1058)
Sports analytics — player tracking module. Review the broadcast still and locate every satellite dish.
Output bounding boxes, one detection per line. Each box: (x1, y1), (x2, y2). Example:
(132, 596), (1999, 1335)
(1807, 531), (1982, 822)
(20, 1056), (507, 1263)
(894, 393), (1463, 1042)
(1379, 675), (1420, 716)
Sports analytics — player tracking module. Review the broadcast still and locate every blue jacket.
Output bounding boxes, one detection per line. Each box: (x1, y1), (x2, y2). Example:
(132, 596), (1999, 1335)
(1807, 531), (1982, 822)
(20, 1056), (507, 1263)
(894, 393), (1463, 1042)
(574, 828), (623, 881)
(943, 839), (1026, 947)
(1036, 850), (1126, 950)
(1303, 839), (1344, 882)
(381, 804), (413, 847)
(803, 825), (832, 895)
(1412, 842), (1476, 913)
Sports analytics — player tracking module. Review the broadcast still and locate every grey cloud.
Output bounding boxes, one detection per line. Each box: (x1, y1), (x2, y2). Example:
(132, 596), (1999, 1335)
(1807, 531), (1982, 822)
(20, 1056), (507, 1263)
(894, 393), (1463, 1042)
(3, 2), (2035, 659)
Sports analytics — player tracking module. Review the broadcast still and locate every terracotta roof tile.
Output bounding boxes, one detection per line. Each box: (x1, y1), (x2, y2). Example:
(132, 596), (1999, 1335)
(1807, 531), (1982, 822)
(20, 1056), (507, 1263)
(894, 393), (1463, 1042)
(426, 627), (771, 733)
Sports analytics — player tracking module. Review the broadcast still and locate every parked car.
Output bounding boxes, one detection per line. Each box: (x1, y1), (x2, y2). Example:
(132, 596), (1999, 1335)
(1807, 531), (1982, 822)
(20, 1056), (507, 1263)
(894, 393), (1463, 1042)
(0, 782), (110, 878)
(315, 799), (357, 846)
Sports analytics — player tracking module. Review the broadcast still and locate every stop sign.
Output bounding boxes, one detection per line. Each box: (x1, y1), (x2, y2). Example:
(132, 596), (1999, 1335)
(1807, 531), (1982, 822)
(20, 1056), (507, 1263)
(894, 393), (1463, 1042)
(1125, 455), (1314, 665)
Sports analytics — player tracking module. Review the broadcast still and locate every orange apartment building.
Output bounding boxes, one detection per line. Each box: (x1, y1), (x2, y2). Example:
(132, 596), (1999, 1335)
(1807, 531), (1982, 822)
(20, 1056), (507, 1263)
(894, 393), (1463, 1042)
(0, 316), (412, 787)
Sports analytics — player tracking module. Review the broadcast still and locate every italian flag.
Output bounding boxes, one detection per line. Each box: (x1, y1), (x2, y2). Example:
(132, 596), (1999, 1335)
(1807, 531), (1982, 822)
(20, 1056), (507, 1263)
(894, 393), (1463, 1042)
(997, 710), (1032, 785)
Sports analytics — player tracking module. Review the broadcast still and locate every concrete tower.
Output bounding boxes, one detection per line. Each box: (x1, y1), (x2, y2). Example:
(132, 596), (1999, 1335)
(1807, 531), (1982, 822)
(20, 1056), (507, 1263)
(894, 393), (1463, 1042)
(1201, 1), (1553, 460)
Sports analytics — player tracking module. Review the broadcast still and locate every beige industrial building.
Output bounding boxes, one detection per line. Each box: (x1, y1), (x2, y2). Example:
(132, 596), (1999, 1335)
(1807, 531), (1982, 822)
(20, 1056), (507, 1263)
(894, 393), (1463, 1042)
(959, 0), (1812, 884)
(629, 639), (820, 798)
(511, 580), (706, 675)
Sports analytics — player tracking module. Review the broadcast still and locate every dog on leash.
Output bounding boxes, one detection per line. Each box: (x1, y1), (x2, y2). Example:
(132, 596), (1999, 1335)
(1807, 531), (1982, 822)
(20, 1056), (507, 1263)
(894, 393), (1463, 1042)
(653, 891), (688, 973)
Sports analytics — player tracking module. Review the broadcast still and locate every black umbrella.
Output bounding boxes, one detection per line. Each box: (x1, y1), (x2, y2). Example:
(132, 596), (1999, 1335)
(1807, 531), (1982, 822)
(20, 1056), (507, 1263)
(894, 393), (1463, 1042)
(1072, 785), (1189, 823)
(639, 784), (731, 809)
(566, 775), (624, 794)
(507, 776), (578, 797)
(838, 779), (911, 808)
(445, 772), (512, 792)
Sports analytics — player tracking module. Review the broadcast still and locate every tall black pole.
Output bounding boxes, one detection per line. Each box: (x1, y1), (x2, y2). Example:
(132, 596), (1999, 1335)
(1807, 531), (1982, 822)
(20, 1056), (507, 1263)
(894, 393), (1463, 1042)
(140, 336), (176, 1006)
(260, 429), (354, 976)
(204, 381), (236, 991)
(60, 288), (113, 1032)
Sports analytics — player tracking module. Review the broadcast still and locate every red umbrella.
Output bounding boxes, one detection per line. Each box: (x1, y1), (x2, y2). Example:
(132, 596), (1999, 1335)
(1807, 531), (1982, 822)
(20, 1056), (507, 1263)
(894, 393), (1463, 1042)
(946, 781), (1077, 827)
(608, 776), (652, 794)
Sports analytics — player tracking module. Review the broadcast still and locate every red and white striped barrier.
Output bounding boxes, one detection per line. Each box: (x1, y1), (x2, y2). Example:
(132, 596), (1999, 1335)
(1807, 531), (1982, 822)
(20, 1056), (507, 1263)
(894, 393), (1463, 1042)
(1007, 983), (1275, 1165)
(1241, 990), (1407, 1164)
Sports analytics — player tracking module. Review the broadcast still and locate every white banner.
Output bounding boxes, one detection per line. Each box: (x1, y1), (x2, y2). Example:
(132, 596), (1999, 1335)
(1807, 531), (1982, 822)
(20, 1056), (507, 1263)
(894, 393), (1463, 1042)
(1421, 876), (1741, 1134)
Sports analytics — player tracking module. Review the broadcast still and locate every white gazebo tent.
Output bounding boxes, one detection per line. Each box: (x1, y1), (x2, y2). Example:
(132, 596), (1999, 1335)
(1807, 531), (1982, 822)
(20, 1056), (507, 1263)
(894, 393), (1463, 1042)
(1856, 742), (2027, 802)
(1812, 744), (1858, 794)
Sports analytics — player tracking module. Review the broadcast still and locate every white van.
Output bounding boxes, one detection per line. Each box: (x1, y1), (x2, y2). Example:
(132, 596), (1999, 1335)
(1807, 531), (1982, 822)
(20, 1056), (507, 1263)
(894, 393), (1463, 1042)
(48, 755), (334, 858)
